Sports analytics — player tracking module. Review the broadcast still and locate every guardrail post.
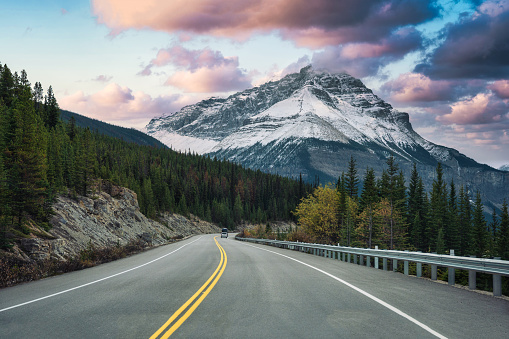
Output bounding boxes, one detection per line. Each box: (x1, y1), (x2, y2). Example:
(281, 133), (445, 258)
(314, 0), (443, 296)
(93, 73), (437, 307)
(342, 252), (346, 262)
(374, 256), (379, 269)
(448, 250), (455, 285)
(404, 261), (409, 275)
(417, 262), (422, 277)
(360, 255), (364, 266)
(431, 252), (437, 280)
(393, 259), (398, 272)
(468, 255), (476, 289)
(493, 257), (502, 296)
(383, 258), (387, 271)
(353, 254), (358, 265)
(366, 256), (371, 268)
(493, 274), (502, 296)
(347, 253), (351, 263)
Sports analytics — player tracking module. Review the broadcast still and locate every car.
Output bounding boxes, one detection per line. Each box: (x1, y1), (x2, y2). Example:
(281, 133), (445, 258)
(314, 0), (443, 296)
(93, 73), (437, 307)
(221, 228), (228, 238)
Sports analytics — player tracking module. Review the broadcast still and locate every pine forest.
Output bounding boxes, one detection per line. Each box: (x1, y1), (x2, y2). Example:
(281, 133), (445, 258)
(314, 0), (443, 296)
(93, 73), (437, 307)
(1, 63), (508, 264)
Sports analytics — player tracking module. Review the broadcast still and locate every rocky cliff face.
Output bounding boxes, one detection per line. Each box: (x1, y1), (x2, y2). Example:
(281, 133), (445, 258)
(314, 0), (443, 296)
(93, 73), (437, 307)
(16, 185), (220, 262)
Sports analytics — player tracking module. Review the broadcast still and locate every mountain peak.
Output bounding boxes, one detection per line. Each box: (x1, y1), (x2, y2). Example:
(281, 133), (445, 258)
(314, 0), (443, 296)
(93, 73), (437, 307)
(145, 66), (507, 206)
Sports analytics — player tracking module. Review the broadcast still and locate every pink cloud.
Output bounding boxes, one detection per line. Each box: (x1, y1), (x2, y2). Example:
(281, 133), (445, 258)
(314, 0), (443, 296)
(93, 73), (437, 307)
(488, 80), (509, 99)
(59, 83), (192, 128)
(382, 73), (454, 103)
(311, 27), (422, 78)
(438, 93), (495, 125)
(150, 46), (230, 70)
(140, 46), (252, 92)
(92, 0), (439, 48)
(166, 61), (251, 93)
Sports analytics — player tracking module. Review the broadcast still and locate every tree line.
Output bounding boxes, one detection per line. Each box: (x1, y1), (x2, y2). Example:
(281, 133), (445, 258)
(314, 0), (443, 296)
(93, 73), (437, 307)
(0, 63), (314, 249)
(294, 156), (509, 260)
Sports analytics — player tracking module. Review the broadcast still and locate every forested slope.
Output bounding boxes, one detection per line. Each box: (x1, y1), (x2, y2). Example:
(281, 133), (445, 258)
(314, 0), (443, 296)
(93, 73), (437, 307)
(0, 63), (313, 249)
(60, 109), (167, 148)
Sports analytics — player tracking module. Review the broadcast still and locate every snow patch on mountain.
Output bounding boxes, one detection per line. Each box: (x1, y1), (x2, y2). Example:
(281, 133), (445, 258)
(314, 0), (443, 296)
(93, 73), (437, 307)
(150, 130), (218, 154)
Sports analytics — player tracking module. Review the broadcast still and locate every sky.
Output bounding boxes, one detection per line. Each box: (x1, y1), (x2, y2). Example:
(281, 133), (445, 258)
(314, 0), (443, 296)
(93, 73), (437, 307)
(1, 0), (508, 168)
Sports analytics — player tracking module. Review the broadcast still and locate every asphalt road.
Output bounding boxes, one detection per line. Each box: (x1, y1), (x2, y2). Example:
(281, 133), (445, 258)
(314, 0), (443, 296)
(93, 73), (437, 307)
(1, 234), (508, 338)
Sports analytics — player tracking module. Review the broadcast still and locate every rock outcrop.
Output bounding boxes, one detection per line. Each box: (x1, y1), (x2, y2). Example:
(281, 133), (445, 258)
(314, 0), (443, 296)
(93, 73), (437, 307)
(17, 185), (221, 261)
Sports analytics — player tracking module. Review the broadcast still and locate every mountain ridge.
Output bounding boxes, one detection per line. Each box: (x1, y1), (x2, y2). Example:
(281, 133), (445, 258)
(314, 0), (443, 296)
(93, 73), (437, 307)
(145, 66), (507, 207)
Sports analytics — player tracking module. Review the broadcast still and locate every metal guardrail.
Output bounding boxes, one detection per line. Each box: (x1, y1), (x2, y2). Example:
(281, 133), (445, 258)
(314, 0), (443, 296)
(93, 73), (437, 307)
(236, 237), (509, 297)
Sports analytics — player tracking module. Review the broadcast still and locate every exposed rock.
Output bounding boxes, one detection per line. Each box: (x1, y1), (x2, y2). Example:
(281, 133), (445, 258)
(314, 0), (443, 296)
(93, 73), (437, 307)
(17, 186), (221, 261)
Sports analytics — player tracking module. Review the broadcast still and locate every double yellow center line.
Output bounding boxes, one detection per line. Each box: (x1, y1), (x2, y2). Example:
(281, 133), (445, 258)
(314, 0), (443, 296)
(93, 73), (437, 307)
(150, 236), (227, 339)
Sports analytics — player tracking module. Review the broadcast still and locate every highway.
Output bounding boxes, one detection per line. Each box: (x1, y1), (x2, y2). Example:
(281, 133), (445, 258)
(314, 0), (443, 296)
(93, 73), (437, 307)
(1, 234), (508, 338)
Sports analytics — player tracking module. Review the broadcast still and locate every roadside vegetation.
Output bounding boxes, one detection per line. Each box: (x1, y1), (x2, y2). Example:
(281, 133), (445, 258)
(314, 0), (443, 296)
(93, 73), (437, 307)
(242, 156), (509, 295)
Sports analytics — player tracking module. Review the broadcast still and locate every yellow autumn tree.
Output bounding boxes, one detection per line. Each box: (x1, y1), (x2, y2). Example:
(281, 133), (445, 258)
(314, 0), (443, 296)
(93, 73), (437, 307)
(294, 184), (340, 243)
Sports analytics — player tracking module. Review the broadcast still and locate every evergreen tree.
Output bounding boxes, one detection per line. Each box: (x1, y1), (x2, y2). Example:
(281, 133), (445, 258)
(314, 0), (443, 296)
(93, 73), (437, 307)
(359, 167), (377, 247)
(33, 82), (44, 113)
(428, 163), (447, 252)
(336, 172), (348, 243)
(379, 156), (407, 250)
(489, 209), (499, 257)
(472, 191), (488, 257)
(345, 156), (359, 199)
(0, 64), (15, 107)
(44, 86), (59, 128)
(233, 193), (243, 223)
(407, 164), (427, 250)
(458, 186), (472, 256)
(447, 180), (460, 253)
(497, 200), (509, 260)
(4, 84), (48, 226)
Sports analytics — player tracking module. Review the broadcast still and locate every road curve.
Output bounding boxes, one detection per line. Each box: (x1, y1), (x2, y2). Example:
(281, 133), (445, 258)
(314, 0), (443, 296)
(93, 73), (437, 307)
(1, 234), (508, 338)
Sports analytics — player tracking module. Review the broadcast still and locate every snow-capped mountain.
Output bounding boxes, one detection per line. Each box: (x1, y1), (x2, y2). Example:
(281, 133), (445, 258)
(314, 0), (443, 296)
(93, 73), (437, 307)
(146, 66), (508, 205)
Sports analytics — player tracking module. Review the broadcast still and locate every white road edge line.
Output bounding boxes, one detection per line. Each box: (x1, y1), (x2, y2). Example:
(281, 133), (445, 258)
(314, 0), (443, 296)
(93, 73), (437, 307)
(0, 237), (202, 313)
(245, 243), (448, 339)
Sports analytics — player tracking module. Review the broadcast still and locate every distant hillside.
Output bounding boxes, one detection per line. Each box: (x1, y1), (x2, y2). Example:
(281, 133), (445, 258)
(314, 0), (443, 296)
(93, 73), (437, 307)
(60, 110), (167, 148)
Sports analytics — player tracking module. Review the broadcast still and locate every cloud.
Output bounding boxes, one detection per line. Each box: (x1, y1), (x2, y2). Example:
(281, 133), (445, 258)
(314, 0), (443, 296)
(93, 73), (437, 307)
(380, 73), (489, 104)
(311, 27), (423, 78)
(92, 0), (440, 48)
(59, 83), (192, 128)
(381, 73), (454, 103)
(437, 92), (509, 125)
(92, 75), (113, 83)
(140, 46), (252, 93)
(488, 80), (509, 99)
(140, 46), (234, 76)
(415, 0), (509, 80)
(165, 60), (252, 93)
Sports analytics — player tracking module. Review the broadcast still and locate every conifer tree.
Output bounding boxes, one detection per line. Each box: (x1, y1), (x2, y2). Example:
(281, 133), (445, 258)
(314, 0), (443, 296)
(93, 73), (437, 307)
(44, 86), (59, 128)
(360, 167), (377, 247)
(407, 163), (427, 250)
(345, 156), (359, 199)
(472, 191), (488, 257)
(497, 200), (509, 260)
(489, 209), (499, 256)
(447, 180), (460, 252)
(458, 186), (472, 256)
(428, 163), (447, 252)
(0, 64), (15, 107)
(33, 82), (44, 113)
